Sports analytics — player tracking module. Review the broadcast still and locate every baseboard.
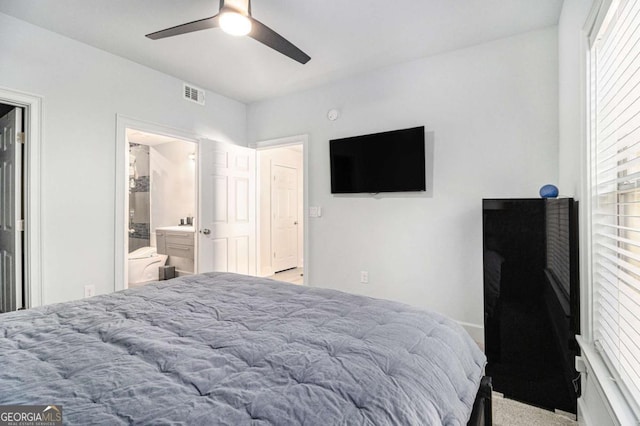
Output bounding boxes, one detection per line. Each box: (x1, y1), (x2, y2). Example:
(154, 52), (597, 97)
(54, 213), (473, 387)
(458, 321), (484, 345)
(577, 397), (592, 426)
(577, 336), (637, 425)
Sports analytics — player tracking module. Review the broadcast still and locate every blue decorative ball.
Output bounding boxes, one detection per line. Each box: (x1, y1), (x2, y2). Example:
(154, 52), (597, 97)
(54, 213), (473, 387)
(539, 184), (559, 198)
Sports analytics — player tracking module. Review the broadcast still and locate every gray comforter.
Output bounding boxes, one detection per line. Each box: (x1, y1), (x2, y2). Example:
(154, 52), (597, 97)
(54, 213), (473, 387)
(0, 272), (485, 425)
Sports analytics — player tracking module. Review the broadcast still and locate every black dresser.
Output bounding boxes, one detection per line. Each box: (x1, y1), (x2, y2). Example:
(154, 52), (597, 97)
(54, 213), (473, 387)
(482, 198), (579, 414)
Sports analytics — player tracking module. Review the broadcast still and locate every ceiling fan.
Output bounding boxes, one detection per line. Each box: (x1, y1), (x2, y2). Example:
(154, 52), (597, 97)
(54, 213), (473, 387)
(146, 0), (311, 64)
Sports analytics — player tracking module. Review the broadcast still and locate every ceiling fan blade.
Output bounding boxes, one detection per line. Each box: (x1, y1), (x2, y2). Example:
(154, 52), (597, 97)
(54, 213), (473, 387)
(146, 15), (220, 40)
(248, 17), (310, 64)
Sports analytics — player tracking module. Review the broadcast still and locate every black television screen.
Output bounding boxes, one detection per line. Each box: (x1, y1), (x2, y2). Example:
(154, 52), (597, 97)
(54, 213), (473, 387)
(329, 126), (426, 193)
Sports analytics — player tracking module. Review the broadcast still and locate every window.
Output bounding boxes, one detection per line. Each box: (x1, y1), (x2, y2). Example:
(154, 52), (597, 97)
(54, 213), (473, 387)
(589, 0), (640, 414)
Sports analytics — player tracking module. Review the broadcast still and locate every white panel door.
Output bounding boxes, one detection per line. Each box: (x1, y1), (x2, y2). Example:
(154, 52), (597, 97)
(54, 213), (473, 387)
(0, 108), (22, 313)
(199, 139), (256, 275)
(271, 164), (298, 272)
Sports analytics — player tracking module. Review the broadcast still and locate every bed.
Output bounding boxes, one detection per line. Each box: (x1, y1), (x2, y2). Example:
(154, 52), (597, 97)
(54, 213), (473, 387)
(0, 272), (488, 425)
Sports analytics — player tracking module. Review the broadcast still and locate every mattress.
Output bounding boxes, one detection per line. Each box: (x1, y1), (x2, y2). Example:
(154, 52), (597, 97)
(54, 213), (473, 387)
(0, 272), (486, 425)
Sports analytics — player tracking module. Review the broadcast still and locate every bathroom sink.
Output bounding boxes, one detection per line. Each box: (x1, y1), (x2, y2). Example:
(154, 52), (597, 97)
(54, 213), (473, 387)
(155, 226), (195, 232)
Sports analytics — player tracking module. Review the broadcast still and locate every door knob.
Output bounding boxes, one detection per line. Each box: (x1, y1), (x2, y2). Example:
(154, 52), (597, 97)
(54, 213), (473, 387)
(294, 221), (298, 225)
(201, 228), (211, 235)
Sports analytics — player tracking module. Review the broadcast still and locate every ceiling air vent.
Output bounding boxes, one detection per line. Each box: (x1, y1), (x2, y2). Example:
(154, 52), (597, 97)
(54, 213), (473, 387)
(183, 83), (205, 106)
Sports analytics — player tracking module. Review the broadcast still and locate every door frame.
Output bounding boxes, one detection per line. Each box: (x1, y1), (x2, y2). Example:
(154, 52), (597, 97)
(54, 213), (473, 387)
(0, 87), (43, 308)
(250, 134), (309, 285)
(114, 115), (200, 292)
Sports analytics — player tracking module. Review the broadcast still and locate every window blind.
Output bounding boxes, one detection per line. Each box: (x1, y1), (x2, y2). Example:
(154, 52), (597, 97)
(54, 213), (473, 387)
(591, 0), (640, 411)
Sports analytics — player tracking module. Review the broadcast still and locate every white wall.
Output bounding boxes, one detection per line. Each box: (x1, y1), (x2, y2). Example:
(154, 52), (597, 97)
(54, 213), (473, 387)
(0, 12), (247, 304)
(149, 140), (197, 244)
(149, 140), (197, 275)
(248, 27), (559, 332)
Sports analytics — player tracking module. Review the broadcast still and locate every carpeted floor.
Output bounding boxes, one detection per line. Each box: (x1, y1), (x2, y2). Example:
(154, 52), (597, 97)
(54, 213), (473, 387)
(493, 393), (577, 426)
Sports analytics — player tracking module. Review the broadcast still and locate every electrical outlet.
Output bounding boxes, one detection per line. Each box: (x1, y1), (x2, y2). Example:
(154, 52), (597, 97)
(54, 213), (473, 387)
(84, 285), (95, 298)
(360, 271), (369, 284)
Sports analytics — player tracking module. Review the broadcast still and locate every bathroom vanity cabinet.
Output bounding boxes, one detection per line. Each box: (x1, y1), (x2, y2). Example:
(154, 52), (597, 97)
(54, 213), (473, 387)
(156, 226), (195, 275)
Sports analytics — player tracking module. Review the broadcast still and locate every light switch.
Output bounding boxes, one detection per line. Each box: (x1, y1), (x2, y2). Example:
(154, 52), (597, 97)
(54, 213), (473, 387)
(309, 206), (322, 218)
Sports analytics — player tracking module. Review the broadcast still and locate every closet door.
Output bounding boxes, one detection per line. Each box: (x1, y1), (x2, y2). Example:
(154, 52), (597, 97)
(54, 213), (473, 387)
(0, 107), (23, 312)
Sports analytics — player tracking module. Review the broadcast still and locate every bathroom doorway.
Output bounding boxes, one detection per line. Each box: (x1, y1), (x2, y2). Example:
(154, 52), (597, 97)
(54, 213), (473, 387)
(255, 139), (305, 285)
(125, 129), (197, 288)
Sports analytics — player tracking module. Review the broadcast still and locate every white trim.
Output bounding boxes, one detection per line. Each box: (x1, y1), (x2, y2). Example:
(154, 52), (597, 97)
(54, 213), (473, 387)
(587, 0), (613, 47)
(250, 135), (308, 150)
(576, 336), (639, 425)
(0, 87), (43, 308)
(580, 0), (640, 419)
(581, 0), (601, 346)
(578, 398), (594, 426)
(114, 115), (200, 292)
(581, 4), (603, 421)
(457, 321), (484, 345)
(251, 135), (310, 286)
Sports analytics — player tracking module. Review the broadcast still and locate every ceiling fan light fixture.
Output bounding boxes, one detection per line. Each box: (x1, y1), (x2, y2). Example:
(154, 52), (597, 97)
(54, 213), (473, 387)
(146, 0), (310, 64)
(219, 11), (252, 36)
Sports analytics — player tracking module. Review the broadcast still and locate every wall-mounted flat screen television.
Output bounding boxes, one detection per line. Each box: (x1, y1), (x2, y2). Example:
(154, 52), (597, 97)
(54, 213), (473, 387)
(329, 126), (426, 194)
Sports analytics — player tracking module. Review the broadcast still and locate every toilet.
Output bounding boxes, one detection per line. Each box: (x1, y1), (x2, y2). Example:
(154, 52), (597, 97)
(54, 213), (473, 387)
(128, 247), (168, 285)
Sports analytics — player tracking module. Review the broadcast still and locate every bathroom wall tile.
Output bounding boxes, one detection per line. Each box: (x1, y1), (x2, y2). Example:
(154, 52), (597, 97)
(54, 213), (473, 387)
(131, 176), (149, 193)
(129, 223), (150, 240)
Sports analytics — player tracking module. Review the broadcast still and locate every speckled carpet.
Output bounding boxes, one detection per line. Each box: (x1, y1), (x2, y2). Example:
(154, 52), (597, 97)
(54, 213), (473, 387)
(494, 393), (577, 426)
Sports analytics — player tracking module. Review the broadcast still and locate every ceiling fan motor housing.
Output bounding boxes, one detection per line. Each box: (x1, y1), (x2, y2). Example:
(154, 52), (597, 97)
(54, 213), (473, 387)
(221, 0), (251, 16)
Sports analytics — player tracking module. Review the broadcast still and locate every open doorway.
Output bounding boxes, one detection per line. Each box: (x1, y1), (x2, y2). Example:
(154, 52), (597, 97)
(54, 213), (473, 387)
(116, 116), (259, 291)
(0, 89), (43, 310)
(125, 129), (197, 288)
(256, 143), (304, 285)
(0, 103), (24, 312)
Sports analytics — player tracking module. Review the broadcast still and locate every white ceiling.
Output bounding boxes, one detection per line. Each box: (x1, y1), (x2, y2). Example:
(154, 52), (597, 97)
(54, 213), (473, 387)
(0, 0), (563, 104)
